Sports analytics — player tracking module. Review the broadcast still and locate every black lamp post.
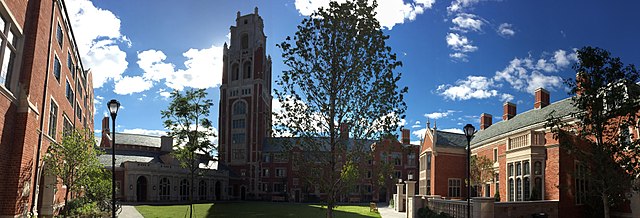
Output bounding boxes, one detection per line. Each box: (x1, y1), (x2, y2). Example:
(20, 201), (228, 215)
(107, 99), (120, 218)
(463, 124), (475, 218)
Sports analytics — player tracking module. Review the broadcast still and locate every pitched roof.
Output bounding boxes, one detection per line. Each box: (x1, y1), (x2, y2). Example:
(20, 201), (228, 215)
(471, 98), (577, 146)
(435, 130), (467, 148)
(114, 132), (162, 148)
(98, 149), (160, 166)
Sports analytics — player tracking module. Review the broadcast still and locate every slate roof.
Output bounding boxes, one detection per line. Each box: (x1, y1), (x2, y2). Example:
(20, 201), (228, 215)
(98, 149), (160, 166)
(434, 130), (467, 148)
(114, 132), (162, 148)
(262, 137), (376, 152)
(471, 98), (577, 146)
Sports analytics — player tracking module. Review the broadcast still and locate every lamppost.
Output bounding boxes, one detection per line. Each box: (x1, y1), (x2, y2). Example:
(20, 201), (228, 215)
(463, 124), (475, 218)
(107, 99), (120, 218)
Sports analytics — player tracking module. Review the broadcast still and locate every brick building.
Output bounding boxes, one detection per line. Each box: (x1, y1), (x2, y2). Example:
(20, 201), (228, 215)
(97, 117), (229, 203)
(419, 86), (640, 217)
(0, 0), (95, 217)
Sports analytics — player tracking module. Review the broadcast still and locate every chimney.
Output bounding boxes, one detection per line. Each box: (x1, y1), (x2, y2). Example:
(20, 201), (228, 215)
(340, 123), (349, 140)
(102, 116), (110, 132)
(480, 113), (492, 130)
(161, 136), (173, 152)
(534, 88), (550, 109)
(401, 128), (410, 144)
(503, 102), (516, 121)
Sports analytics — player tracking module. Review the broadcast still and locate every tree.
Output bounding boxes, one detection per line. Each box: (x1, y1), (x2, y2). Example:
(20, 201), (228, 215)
(44, 129), (105, 217)
(275, 0), (407, 217)
(546, 46), (640, 218)
(161, 88), (216, 218)
(470, 155), (494, 197)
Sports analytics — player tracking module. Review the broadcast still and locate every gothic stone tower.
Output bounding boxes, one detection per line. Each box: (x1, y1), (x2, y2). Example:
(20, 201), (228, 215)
(218, 7), (272, 199)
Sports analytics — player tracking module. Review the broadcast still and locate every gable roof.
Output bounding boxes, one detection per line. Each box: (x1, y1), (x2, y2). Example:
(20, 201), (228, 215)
(435, 130), (467, 148)
(471, 98), (577, 146)
(115, 132), (162, 148)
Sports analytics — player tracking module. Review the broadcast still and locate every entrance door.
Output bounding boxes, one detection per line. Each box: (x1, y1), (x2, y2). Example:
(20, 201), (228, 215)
(136, 176), (147, 202)
(241, 186), (246, 200)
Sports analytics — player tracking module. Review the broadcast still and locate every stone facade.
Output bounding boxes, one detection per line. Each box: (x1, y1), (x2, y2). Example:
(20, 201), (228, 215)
(0, 0), (94, 217)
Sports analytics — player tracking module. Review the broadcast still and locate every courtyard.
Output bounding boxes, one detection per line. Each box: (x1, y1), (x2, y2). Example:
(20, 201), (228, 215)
(134, 202), (383, 218)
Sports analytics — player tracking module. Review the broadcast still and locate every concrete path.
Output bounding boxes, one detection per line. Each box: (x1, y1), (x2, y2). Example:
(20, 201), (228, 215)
(377, 203), (406, 218)
(119, 205), (144, 218)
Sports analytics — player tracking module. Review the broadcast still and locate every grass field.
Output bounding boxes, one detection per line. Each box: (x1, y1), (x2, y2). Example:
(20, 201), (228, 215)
(135, 202), (381, 218)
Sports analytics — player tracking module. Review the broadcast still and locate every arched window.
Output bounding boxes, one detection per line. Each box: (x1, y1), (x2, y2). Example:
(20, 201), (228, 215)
(199, 180), (207, 200)
(180, 179), (190, 201)
(524, 177), (530, 200)
(243, 61), (252, 79)
(233, 101), (246, 115)
(534, 161), (542, 175)
(241, 34), (249, 49)
(232, 63), (239, 81)
(516, 178), (522, 201)
(523, 161), (530, 175)
(159, 177), (170, 200)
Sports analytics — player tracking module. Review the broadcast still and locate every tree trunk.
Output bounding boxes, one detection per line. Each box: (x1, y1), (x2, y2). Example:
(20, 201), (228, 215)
(327, 199), (334, 218)
(603, 194), (610, 218)
(190, 161), (194, 218)
(64, 185), (70, 218)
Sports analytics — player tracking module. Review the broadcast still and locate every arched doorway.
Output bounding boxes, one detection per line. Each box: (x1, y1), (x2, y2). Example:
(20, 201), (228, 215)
(215, 181), (221, 201)
(199, 180), (207, 201)
(136, 176), (148, 202)
(241, 186), (246, 200)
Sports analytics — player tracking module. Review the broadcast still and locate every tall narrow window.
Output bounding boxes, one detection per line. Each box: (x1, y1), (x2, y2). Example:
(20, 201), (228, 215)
(241, 34), (248, 49)
(48, 100), (58, 138)
(233, 101), (246, 115)
(524, 177), (530, 200)
(427, 154), (432, 170)
(516, 178), (522, 201)
(180, 179), (189, 201)
(54, 56), (61, 82)
(62, 116), (72, 136)
(508, 178), (514, 201)
(199, 180), (207, 200)
(0, 15), (17, 90)
(243, 61), (252, 79)
(231, 63), (239, 80)
(534, 161), (542, 175)
(159, 178), (170, 200)
(534, 177), (542, 200)
(67, 51), (74, 71)
(65, 80), (74, 106)
(493, 148), (498, 162)
(56, 23), (63, 47)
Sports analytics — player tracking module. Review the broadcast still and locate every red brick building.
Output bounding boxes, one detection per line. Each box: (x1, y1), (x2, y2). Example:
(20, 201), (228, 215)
(419, 87), (640, 217)
(0, 0), (94, 217)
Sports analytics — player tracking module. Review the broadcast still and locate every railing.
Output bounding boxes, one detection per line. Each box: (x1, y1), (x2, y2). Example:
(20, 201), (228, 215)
(508, 131), (546, 150)
(427, 198), (473, 218)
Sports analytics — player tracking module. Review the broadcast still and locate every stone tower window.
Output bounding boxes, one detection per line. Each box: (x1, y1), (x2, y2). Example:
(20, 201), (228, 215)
(241, 34), (249, 49)
(233, 101), (246, 115)
(232, 63), (239, 80)
(243, 61), (251, 79)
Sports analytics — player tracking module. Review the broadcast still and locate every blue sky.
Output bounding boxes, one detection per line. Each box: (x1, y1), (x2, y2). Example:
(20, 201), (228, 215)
(67, 0), (640, 144)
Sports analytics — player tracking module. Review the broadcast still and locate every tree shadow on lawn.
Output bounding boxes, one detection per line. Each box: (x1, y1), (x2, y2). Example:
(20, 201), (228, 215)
(207, 202), (380, 218)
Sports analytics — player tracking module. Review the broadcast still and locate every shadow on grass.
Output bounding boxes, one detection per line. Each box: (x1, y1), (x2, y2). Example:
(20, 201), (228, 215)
(207, 202), (381, 218)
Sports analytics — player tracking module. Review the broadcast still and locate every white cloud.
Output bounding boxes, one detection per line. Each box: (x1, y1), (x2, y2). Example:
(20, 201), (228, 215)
(440, 128), (464, 134)
(500, 93), (514, 102)
(411, 121), (421, 128)
(66, 0), (129, 88)
(424, 110), (458, 119)
(451, 13), (483, 32)
(494, 49), (577, 94)
(122, 128), (167, 137)
(412, 128), (427, 139)
(497, 23), (515, 37)
(437, 76), (499, 100)
(447, 0), (480, 14)
(446, 32), (478, 60)
(293, 0), (435, 30)
(114, 76), (153, 95)
(136, 44), (225, 91)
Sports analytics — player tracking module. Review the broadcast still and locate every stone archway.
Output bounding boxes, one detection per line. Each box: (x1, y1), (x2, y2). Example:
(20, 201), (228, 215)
(136, 176), (148, 202)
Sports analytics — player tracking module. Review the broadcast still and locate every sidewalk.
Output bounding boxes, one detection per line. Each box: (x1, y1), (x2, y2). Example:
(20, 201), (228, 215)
(119, 205), (144, 218)
(377, 203), (406, 218)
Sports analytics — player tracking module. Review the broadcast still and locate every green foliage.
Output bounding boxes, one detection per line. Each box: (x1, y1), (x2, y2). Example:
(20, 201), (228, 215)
(494, 189), (500, 202)
(470, 155), (494, 188)
(389, 198), (394, 208)
(417, 207), (453, 218)
(545, 46), (639, 218)
(44, 129), (106, 216)
(275, 0), (407, 217)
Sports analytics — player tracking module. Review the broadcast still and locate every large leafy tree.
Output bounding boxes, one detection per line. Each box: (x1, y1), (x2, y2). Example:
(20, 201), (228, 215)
(161, 88), (216, 218)
(546, 46), (639, 218)
(470, 155), (494, 197)
(275, 0), (407, 217)
(44, 129), (105, 217)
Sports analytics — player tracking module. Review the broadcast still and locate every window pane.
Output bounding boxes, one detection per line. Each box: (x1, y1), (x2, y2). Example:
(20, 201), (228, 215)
(0, 46), (12, 86)
(54, 57), (61, 81)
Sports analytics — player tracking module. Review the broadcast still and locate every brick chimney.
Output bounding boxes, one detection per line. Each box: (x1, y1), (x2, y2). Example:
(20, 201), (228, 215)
(102, 116), (110, 132)
(534, 88), (550, 109)
(503, 102), (516, 121)
(401, 128), (410, 144)
(480, 113), (492, 130)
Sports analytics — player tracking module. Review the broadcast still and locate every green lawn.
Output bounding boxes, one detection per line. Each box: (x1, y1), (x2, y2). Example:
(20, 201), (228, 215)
(135, 202), (381, 218)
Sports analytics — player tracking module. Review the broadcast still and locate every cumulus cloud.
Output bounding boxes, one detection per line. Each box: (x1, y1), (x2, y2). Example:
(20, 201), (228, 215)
(500, 93), (514, 102)
(451, 13), (483, 32)
(446, 33), (478, 61)
(412, 128), (427, 139)
(494, 49), (577, 94)
(424, 110), (458, 119)
(123, 128), (168, 137)
(293, 0), (435, 30)
(440, 128), (464, 134)
(447, 0), (480, 14)
(437, 76), (499, 100)
(411, 121), (421, 129)
(114, 76), (153, 95)
(66, 0), (129, 88)
(497, 23), (515, 37)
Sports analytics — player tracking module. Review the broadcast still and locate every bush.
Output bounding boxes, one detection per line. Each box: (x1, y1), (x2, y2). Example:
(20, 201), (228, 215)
(61, 198), (109, 218)
(494, 190), (501, 202)
(389, 198), (394, 208)
(417, 206), (453, 218)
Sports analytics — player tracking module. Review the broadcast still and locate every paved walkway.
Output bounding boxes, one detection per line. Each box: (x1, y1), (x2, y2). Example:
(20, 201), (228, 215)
(377, 203), (406, 218)
(119, 205), (144, 218)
